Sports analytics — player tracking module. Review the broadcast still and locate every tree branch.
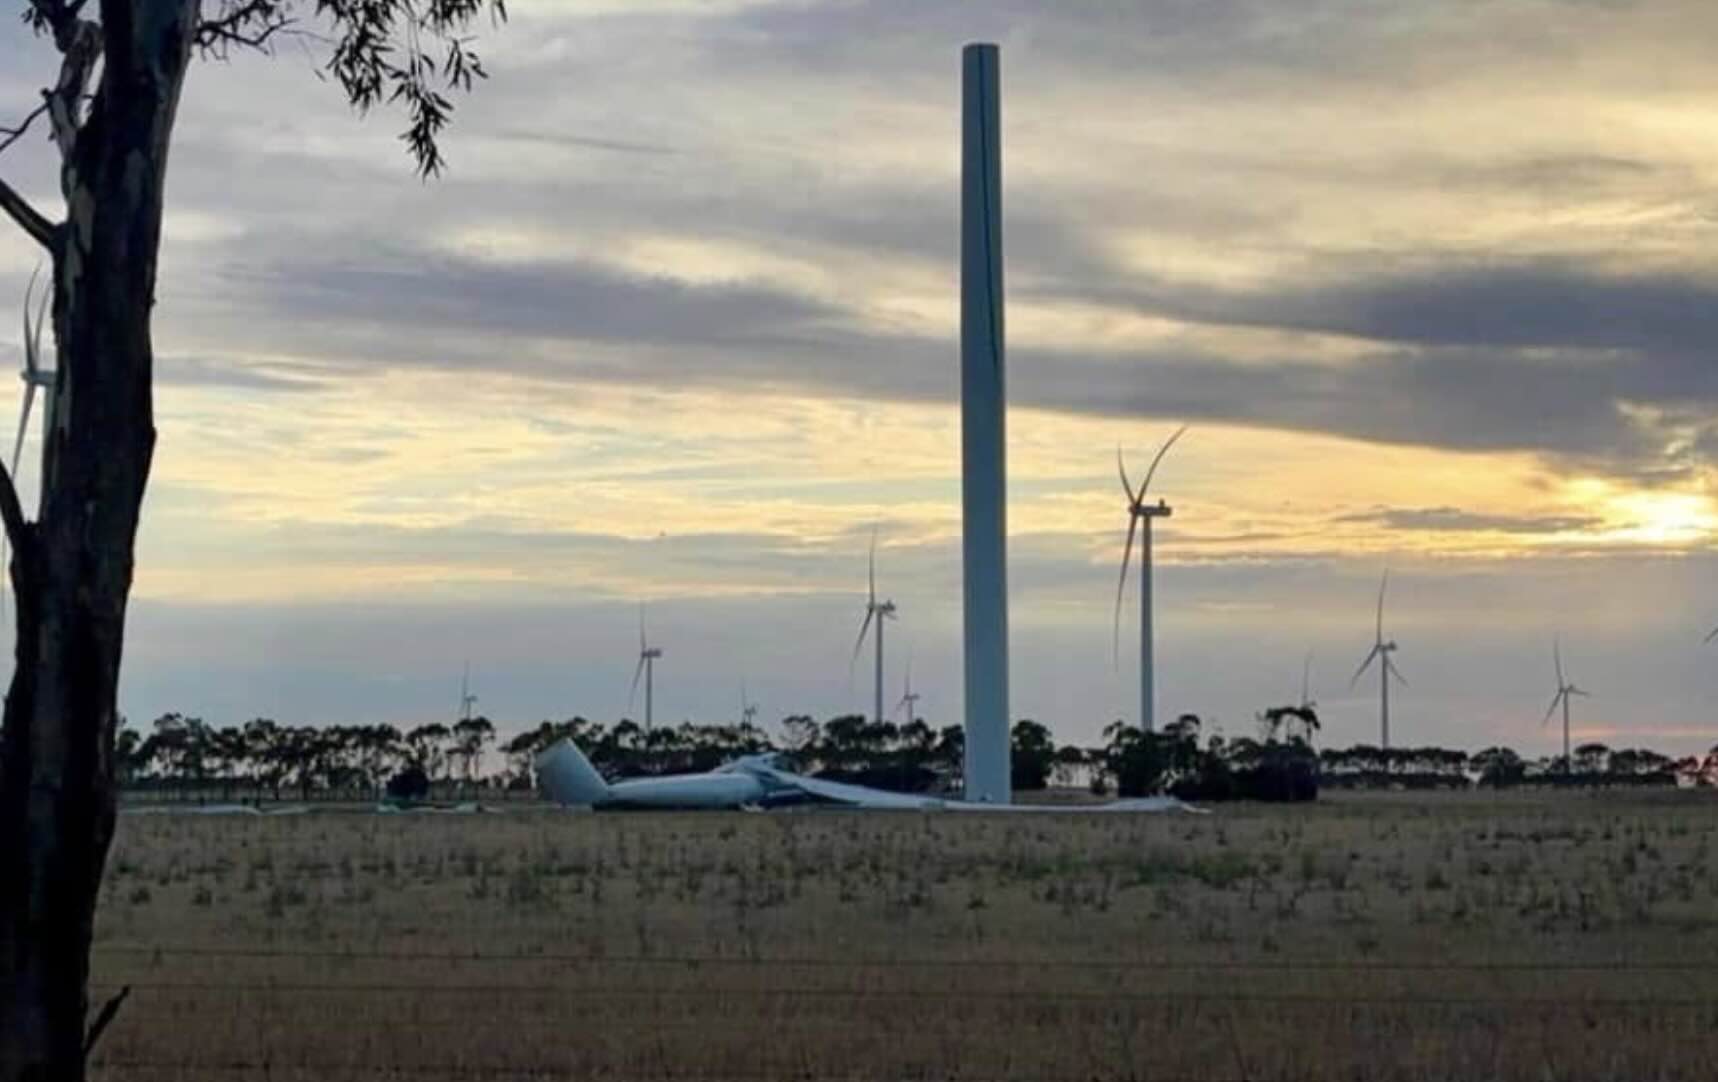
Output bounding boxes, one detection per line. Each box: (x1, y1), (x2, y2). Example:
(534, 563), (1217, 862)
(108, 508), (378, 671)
(46, 20), (102, 155)
(196, 0), (297, 56)
(83, 985), (131, 1055)
(0, 176), (56, 249)
(0, 102), (49, 158)
(0, 456), (30, 559)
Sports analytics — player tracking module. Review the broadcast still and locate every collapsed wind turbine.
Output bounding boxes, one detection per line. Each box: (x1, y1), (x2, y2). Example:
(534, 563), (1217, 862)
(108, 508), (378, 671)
(1115, 424), (1187, 733)
(1350, 570), (1406, 750)
(630, 606), (663, 731)
(852, 533), (897, 726)
(1542, 636), (1589, 771)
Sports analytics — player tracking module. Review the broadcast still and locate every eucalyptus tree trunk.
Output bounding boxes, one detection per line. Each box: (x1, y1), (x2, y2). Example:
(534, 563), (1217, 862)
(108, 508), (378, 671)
(0, 1), (199, 1078)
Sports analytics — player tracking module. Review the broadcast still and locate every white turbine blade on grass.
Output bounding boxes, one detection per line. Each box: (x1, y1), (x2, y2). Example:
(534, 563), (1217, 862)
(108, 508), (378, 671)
(1112, 511), (1139, 664)
(1349, 645), (1381, 689)
(1140, 424), (1189, 496)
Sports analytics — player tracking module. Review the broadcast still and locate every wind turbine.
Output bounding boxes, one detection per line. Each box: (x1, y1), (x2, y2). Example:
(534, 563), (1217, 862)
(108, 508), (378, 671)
(895, 659), (922, 722)
(740, 680), (759, 729)
(1542, 636), (1589, 772)
(3, 270), (51, 620)
(852, 533), (897, 726)
(1298, 651), (1317, 714)
(1349, 570), (1406, 750)
(458, 662), (478, 722)
(1115, 424), (1187, 733)
(630, 606), (663, 731)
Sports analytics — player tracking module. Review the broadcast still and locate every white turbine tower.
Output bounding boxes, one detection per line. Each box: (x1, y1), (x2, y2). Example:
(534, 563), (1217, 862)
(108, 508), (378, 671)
(1542, 636), (1589, 772)
(852, 534), (897, 726)
(961, 41), (1010, 804)
(630, 606), (662, 731)
(895, 659), (921, 722)
(1349, 570), (1406, 750)
(1115, 424), (1187, 733)
(3, 271), (51, 620)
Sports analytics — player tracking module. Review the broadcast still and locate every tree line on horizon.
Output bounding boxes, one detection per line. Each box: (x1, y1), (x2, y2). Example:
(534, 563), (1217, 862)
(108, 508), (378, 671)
(114, 706), (1718, 803)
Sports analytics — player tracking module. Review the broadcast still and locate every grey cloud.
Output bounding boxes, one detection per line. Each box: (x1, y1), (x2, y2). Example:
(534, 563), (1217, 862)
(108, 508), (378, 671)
(157, 354), (330, 394)
(181, 242), (1717, 482)
(1335, 506), (1606, 534)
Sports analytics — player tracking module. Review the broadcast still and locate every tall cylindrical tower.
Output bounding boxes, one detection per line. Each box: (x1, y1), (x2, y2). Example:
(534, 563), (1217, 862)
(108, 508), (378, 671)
(961, 43), (1011, 804)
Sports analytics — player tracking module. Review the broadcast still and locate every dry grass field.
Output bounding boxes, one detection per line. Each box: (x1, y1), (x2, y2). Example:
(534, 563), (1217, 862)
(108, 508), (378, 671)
(88, 790), (1718, 1081)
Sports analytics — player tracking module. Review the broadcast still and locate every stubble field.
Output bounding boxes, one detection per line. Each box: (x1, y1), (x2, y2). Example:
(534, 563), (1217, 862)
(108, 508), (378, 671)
(89, 790), (1718, 1081)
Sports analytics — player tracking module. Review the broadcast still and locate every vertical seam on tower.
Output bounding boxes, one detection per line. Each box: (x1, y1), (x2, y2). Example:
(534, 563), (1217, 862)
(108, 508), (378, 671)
(977, 50), (1002, 381)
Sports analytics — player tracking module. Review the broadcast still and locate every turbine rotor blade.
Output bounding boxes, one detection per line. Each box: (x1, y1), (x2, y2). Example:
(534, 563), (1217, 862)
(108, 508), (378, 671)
(629, 656), (646, 710)
(1116, 446), (1137, 502)
(1705, 625), (1717, 644)
(1542, 690), (1563, 726)
(851, 608), (874, 669)
(1113, 512), (1139, 664)
(868, 527), (877, 603)
(1388, 657), (1408, 687)
(22, 264), (44, 379)
(12, 383), (34, 477)
(1349, 645), (1381, 689)
(1375, 569), (1388, 644)
(1554, 636), (1564, 688)
(1140, 424), (1189, 496)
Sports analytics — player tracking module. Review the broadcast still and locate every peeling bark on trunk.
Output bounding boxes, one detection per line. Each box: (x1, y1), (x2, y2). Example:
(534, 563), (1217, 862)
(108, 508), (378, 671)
(0, 2), (199, 1079)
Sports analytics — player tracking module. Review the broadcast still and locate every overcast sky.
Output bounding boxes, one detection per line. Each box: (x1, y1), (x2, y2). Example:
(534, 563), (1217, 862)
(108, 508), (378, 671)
(2, 0), (1716, 755)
